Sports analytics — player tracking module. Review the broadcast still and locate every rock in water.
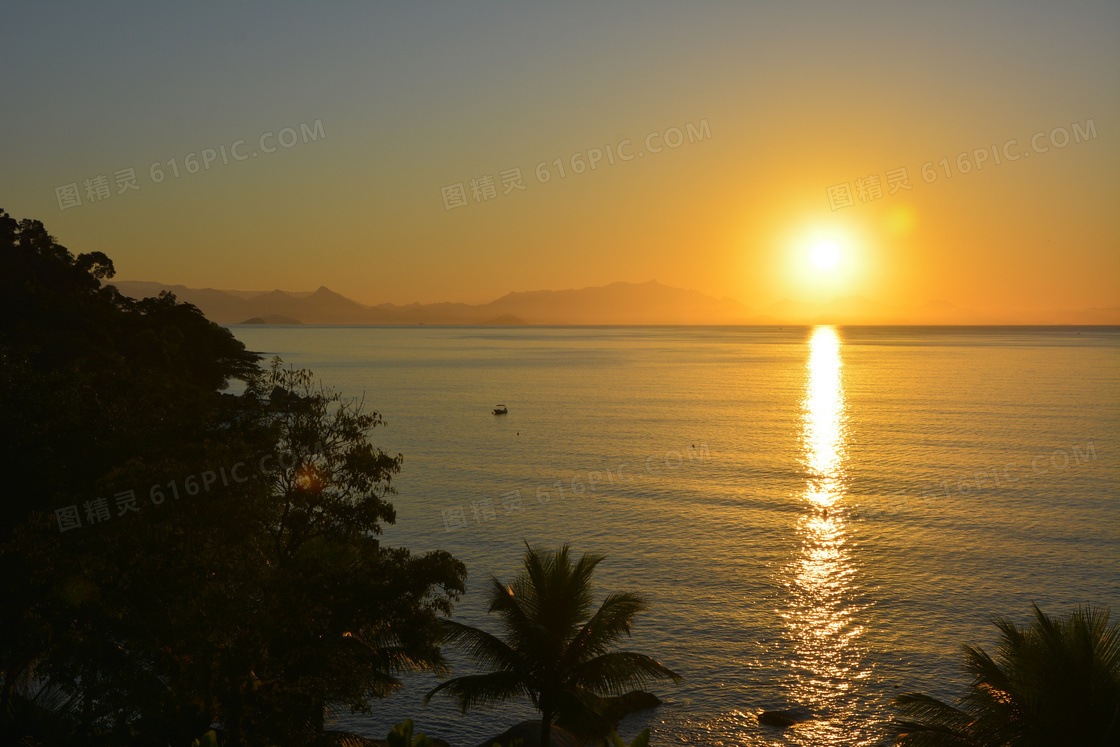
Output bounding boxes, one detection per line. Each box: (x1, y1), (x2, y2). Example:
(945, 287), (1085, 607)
(603, 690), (663, 723)
(477, 720), (583, 747)
(559, 689), (664, 742)
(757, 708), (813, 728)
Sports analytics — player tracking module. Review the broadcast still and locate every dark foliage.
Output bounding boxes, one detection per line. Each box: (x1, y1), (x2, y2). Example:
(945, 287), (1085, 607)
(426, 544), (679, 747)
(0, 210), (467, 746)
(887, 604), (1120, 747)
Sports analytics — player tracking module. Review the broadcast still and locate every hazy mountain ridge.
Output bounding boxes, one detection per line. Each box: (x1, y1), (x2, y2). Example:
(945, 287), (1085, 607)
(105, 280), (1120, 326)
(106, 280), (757, 325)
(482, 281), (753, 325)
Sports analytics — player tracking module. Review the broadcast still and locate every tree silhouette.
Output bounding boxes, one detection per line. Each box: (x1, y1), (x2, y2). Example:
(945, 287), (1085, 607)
(425, 544), (680, 747)
(0, 210), (467, 746)
(0, 208), (258, 539)
(888, 604), (1120, 746)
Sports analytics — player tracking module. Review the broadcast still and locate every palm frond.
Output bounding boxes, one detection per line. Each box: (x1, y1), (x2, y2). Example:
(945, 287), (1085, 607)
(434, 545), (679, 730)
(518, 543), (603, 642)
(563, 592), (647, 668)
(890, 604), (1120, 746)
(488, 574), (534, 635)
(885, 692), (977, 746)
(570, 651), (680, 697)
(423, 670), (528, 712)
(438, 618), (521, 672)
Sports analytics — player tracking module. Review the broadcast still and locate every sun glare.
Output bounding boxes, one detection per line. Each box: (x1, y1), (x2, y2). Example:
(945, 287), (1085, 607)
(811, 241), (841, 270)
(775, 222), (871, 301)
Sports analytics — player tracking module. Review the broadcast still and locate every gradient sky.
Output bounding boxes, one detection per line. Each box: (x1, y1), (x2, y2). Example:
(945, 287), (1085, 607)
(3, 1), (1117, 316)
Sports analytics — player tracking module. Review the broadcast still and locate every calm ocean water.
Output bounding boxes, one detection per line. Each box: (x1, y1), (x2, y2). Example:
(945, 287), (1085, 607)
(228, 325), (1119, 746)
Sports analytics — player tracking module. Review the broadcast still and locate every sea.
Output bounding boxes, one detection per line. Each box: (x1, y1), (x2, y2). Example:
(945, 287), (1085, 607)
(226, 324), (1120, 746)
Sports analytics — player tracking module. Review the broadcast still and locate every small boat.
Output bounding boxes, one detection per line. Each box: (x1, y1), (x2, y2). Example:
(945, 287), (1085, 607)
(493, 404), (508, 415)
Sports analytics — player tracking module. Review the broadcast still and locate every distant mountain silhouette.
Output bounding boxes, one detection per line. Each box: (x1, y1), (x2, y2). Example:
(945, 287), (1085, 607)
(107, 280), (756, 325)
(243, 286), (387, 324)
(105, 280), (1120, 326)
(483, 281), (752, 325)
(241, 314), (303, 325)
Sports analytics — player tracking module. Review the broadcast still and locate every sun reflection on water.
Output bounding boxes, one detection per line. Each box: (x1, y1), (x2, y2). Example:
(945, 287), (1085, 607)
(804, 325), (845, 508)
(777, 326), (872, 744)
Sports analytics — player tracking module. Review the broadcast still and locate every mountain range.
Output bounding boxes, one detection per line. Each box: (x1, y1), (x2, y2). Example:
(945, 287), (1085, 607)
(105, 280), (1120, 326)
(106, 280), (758, 325)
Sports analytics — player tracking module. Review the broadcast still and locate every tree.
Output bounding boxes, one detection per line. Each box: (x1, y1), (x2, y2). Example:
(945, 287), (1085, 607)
(204, 361), (468, 745)
(2, 360), (468, 746)
(887, 604), (1120, 746)
(425, 544), (680, 747)
(0, 210), (468, 746)
(0, 207), (258, 539)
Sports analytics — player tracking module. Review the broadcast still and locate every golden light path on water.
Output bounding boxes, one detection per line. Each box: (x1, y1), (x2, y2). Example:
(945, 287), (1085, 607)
(778, 326), (872, 744)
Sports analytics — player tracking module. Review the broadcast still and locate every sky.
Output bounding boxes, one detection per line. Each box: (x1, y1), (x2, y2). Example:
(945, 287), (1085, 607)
(2, 1), (1118, 318)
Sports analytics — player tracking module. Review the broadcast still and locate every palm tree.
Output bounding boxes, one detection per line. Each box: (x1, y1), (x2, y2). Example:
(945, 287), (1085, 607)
(887, 604), (1120, 746)
(424, 544), (681, 746)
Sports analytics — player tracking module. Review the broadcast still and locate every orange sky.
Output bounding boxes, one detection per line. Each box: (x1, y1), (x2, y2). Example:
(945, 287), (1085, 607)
(3, 2), (1117, 319)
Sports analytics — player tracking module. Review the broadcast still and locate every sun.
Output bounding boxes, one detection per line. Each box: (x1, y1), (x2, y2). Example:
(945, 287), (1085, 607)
(810, 241), (841, 270)
(774, 221), (868, 300)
